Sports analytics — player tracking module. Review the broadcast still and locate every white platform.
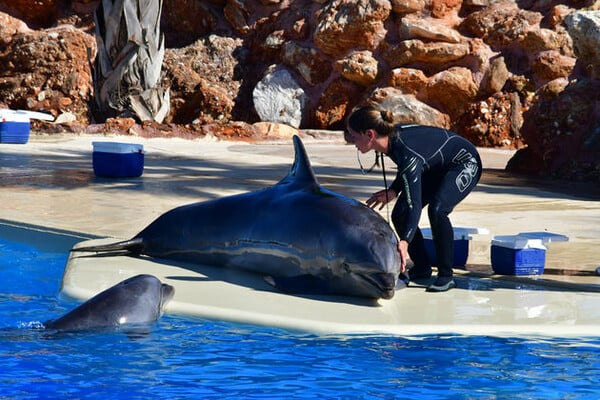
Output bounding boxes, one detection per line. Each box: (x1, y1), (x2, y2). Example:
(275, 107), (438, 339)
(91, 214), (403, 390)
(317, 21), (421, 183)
(62, 238), (600, 337)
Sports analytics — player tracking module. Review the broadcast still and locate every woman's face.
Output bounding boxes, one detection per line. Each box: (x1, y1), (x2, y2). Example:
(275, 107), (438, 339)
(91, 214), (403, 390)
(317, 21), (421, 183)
(346, 128), (373, 153)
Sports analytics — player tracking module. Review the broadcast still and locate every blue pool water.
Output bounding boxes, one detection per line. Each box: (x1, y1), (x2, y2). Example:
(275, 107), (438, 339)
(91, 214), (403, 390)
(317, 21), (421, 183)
(1, 232), (599, 399)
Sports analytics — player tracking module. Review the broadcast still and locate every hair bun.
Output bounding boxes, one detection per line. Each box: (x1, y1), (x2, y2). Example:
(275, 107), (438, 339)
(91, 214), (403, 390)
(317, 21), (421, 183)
(380, 109), (394, 123)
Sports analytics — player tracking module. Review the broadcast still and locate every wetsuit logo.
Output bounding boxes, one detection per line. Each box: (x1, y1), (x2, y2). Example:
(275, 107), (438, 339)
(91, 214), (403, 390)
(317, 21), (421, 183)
(456, 158), (479, 192)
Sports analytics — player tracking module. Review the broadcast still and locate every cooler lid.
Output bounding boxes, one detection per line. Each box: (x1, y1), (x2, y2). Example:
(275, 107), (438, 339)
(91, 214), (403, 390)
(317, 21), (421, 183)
(92, 141), (144, 154)
(517, 231), (569, 244)
(492, 235), (547, 250)
(421, 226), (489, 240)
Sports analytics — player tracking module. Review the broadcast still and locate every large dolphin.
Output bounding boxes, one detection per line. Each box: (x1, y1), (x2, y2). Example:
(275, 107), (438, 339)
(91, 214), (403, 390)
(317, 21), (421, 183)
(44, 274), (174, 331)
(73, 136), (401, 299)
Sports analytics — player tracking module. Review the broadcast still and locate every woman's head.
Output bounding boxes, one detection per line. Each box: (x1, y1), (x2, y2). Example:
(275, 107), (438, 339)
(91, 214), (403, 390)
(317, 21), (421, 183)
(345, 106), (395, 152)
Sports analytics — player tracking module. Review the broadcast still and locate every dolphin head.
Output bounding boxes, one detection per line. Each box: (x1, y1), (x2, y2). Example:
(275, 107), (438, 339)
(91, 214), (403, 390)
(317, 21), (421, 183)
(45, 274), (175, 331)
(336, 215), (401, 299)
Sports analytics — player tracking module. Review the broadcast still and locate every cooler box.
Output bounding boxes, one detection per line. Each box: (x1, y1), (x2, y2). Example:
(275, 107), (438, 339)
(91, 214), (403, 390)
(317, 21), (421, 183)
(0, 110), (30, 144)
(422, 227), (488, 268)
(491, 235), (547, 275)
(93, 142), (144, 178)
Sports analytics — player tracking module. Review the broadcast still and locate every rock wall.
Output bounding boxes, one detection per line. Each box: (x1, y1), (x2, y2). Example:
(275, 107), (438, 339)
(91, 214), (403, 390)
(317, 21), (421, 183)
(0, 0), (599, 181)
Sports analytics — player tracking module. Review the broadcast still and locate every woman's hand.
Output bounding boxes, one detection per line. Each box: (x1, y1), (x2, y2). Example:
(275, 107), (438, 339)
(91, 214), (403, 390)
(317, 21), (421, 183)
(366, 188), (397, 210)
(398, 240), (409, 272)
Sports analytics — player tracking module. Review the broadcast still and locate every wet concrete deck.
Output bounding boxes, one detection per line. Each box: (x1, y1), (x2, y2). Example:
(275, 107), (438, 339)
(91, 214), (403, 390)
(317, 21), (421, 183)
(1, 133), (599, 336)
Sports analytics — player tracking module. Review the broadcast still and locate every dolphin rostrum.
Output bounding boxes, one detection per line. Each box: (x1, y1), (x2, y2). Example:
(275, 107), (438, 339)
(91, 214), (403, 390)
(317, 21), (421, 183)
(44, 274), (174, 331)
(73, 136), (401, 299)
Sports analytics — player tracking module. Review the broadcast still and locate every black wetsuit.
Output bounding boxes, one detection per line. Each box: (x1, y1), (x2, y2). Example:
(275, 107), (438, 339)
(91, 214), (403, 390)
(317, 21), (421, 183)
(387, 125), (482, 278)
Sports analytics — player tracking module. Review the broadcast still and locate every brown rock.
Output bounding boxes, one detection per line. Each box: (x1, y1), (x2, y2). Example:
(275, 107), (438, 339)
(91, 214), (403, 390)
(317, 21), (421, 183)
(455, 92), (524, 148)
(335, 50), (379, 87)
(390, 0), (426, 14)
(480, 56), (510, 96)
(161, 0), (217, 47)
(519, 27), (573, 57)
(0, 24), (95, 124)
(399, 14), (462, 43)
(388, 67), (428, 94)
(313, 0), (391, 57)
(431, 0), (462, 19)
(253, 121), (298, 140)
(162, 35), (245, 124)
(0, 12), (31, 44)
(531, 50), (576, 83)
(224, 0), (251, 35)
(384, 39), (470, 69)
(313, 78), (362, 129)
(365, 87), (450, 128)
(0, 0), (60, 28)
(460, 0), (542, 48)
(418, 67), (478, 119)
(282, 42), (332, 86)
(510, 79), (600, 181)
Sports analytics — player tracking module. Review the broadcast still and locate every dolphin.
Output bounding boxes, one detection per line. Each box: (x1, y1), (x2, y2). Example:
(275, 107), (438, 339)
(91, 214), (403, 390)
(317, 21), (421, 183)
(44, 274), (174, 331)
(73, 135), (401, 299)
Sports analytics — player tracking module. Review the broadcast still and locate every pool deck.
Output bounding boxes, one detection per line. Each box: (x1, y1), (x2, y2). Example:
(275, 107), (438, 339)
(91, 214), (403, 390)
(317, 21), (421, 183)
(1, 133), (599, 336)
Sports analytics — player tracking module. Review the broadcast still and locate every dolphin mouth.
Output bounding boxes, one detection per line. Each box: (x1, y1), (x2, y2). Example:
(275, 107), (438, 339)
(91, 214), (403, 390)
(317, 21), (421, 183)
(160, 283), (175, 310)
(358, 272), (396, 299)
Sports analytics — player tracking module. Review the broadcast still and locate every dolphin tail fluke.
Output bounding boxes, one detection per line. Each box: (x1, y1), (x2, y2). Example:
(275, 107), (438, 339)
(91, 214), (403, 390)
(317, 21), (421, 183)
(71, 238), (144, 255)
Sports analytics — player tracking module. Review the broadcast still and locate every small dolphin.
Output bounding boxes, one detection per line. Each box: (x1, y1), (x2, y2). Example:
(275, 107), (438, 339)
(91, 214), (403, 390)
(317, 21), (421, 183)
(44, 274), (174, 331)
(73, 136), (401, 299)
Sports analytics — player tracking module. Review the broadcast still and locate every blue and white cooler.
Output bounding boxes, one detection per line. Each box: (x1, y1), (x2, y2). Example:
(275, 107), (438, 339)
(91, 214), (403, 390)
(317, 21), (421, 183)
(422, 226), (489, 268)
(491, 232), (569, 275)
(0, 109), (54, 144)
(92, 142), (145, 178)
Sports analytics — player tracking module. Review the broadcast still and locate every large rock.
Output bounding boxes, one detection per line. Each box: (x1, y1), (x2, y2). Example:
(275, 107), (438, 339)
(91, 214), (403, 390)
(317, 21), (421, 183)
(565, 11), (600, 80)
(399, 14), (462, 43)
(282, 42), (331, 86)
(162, 35), (245, 124)
(418, 67), (478, 119)
(253, 67), (308, 128)
(313, 78), (362, 129)
(335, 50), (379, 87)
(313, 0), (391, 57)
(508, 79), (600, 182)
(384, 39), (470, 70)
(0, 21), (95, 125)
(388, 67), (428, 94)
(365, 87), (450, 128)
(459, 0), (542, 49)
(455, 92), (523, 148)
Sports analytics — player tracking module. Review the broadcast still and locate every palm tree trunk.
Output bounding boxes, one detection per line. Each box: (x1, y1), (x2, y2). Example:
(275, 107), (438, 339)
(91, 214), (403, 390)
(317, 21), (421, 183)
(93, 0), (170, 123)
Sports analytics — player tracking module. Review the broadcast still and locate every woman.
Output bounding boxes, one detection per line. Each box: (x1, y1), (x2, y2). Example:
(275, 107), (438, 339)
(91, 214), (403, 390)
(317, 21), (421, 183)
(345, 106), (482, 292)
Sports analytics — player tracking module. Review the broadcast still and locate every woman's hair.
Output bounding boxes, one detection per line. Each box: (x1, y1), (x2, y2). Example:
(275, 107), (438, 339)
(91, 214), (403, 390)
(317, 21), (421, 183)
(347, 106), (395, 137)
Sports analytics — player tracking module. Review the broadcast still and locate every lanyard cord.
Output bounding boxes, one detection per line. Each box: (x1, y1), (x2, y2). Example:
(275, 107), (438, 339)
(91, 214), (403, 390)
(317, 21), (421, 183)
(381, 153), (391, 222)
(356, 150), (379, 174)
(357, 150), (391, 222)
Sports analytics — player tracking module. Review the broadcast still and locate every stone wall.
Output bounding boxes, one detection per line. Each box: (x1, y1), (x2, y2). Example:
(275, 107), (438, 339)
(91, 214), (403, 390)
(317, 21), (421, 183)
(0, 0), (598, 180)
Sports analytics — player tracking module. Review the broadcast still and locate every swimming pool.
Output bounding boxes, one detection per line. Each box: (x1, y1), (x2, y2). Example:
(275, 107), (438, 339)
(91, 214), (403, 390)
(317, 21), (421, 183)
(1, 223), (599, 399)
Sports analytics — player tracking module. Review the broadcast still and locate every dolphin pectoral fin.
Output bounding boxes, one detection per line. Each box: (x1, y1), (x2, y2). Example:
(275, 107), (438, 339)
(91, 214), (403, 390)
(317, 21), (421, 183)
(264, 275), (334, 295)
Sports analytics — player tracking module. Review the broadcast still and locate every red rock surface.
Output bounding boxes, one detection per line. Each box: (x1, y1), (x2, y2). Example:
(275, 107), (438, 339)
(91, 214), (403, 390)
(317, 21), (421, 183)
(0, 0), (598, 181)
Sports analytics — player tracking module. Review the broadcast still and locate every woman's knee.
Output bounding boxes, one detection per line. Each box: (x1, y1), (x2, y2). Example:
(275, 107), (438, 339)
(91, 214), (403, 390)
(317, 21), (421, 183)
(427, 200), (451, 222)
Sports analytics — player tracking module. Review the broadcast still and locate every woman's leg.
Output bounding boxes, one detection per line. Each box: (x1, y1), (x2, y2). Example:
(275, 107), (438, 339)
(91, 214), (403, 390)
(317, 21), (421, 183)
(427, 158), (482, 290)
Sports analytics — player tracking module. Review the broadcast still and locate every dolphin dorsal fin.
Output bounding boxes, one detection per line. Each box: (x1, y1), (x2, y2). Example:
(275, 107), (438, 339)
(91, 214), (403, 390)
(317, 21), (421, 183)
(279, 135), (319, 186)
